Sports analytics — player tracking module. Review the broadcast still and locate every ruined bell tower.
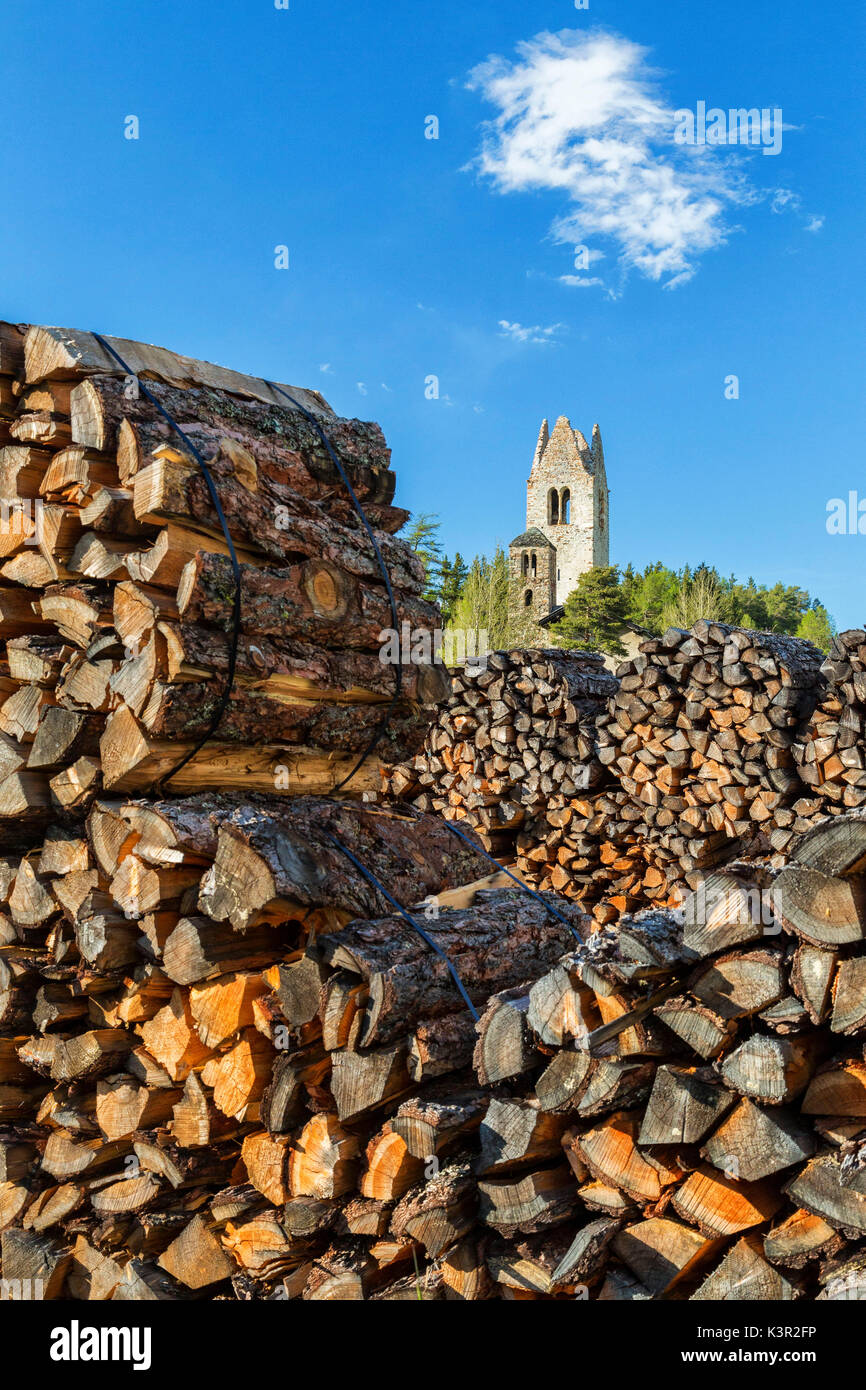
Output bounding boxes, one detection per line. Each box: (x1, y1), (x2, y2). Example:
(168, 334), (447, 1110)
(523, 416), (609, 607)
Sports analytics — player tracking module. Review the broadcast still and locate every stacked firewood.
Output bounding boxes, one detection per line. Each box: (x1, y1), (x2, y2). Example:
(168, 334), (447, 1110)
(0, 795), (489, 1299)
(391, 623), (826, 921)
(0, 322), (447, 832)
(381, 649), (617, 855)
(4, 315), (864, 1301)
(5, 809), (866, 1300)
(515, 790), (687, 923)
(467, 815), (866, 1300)
(0, 325), (23, 446)
(795, 628), (866, 814)
(0, 791), (573, 1300)
(593, 621), (824, 860)
(420, 623), (822, 919)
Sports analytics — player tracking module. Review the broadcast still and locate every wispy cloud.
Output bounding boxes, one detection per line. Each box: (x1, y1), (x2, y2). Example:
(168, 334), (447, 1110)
(498, 319), (564, 344)
(559, 274), (605, 288)
(467, 29), (809, 290)
(319, 362), (333, 374)
(356, 382), (368, 395)
(805, 214), (825, 233)
(771, 188), (799, 213)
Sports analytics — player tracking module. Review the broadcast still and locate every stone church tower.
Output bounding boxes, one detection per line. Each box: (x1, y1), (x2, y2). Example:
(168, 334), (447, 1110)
(509, 416), (609, 628)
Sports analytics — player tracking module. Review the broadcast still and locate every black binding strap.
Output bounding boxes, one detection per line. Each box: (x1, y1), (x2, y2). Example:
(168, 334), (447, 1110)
(91, 333), (242, 792)
(323, 832), (479, 1021)
(427, 812), (585, 943)
(263, 380), (403, 795)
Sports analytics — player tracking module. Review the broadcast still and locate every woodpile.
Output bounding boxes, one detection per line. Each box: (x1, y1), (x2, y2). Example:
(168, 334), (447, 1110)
(516, 789), (686, 923)
(515, 780), (808, 929)
(390, 623), (830, 924)
(795, 628), (866, 814)
(537, 623), (825, 916)
(5, 809), (866, 1300)
(1, 321), (501, 1301)
(4, 317), (864, 1303)
(381, 649), (616, 855)
(0, 792), (581, 1301)
(0, 322), (447, 831)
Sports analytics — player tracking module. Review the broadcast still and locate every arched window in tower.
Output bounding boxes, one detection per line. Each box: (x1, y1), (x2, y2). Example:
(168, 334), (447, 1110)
(530, 552), (537, 576)
(548, 489), (559, 524)
(561, 488), (571, 524)
(521, 553), (529, 576)
(524, 590), (533, 607)
(599, 493), (606, 531)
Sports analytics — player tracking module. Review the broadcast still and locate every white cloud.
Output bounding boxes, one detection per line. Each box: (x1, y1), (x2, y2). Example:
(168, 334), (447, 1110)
(381, 382), (392, 392)
(769, 190), (826, 234)
(559, 274), (605, 288)
(468, 29), (790, 289)
(319, 362), (333, 374)
(356, 382), (368, 395)
(498, 318), (564, 344)
(771, 188), (799, 213)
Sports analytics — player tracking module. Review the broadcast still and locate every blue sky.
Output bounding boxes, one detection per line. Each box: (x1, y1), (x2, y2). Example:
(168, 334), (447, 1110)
(2, 0), (864, 627)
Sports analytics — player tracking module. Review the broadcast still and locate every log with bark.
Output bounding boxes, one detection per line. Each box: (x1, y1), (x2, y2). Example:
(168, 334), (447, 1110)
(1, 809), (866, 1301)
(0, 799), (582, 1301)
(0, 321), (452, 828)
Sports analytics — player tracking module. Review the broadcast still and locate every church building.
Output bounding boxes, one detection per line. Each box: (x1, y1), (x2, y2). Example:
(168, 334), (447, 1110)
(509, 415), (610, 633)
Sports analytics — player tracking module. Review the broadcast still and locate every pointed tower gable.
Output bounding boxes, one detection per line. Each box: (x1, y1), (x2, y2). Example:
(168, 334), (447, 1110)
(544, 416), (593, 470)
(590, 424), (609, 567)
(529, 419), (550, 477)
(571, 423), (593, 471)
(591, 423), (605, 472)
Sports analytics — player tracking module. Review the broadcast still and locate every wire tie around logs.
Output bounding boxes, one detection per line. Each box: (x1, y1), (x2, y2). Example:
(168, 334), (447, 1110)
(323, 832), (479, 1021)
(264, 379), (404, 795)
(427, 813), (585, 943)
(91, 332), (242, 793)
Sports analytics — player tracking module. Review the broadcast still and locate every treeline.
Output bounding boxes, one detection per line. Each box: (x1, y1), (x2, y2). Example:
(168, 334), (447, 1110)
(401, 517), (837, 657)
(555, 562), (836, 656)
(622, 562), (835, 647)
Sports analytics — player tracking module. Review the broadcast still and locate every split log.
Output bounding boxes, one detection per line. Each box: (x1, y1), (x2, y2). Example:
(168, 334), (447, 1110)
(691, 1234), (798, 1301)
(478, 1165), (580, 1238)
(611, 1217), (722, 1297)
(317, 890), (583, 1048)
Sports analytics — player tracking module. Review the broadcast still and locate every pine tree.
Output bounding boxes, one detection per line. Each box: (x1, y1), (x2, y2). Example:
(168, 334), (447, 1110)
(438, 552), (468, 626)
(401, 513), (443, 603)
(552, 566), (629, 656)
(553, 556), (836, 652)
